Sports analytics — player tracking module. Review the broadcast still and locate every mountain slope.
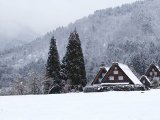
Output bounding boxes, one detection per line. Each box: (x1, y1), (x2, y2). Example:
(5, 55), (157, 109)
(0, 0), (160, 85)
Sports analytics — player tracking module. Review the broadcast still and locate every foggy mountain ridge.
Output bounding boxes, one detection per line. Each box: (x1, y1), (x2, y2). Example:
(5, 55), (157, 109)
(0, 0), (160, 87)
(0, 23), (39, 51)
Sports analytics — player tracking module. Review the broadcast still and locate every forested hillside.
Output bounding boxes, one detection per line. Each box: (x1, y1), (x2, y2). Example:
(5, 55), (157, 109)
(0, 0), (160, 89)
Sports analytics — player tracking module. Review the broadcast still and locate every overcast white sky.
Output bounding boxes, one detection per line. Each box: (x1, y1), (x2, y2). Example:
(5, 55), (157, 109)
(0, 0), (140, 35)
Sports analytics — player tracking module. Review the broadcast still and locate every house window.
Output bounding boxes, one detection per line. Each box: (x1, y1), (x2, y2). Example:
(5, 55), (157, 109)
(115, 67), (117, 70)
(118, 76), (123, 80)
(152, 69), (154, 72)
(143, 80), (145, 84)
(154, 72), (157, 76)
(109, 76), (114, 80)
(150, 72), (153, 76)
(114, 70), (118, 74)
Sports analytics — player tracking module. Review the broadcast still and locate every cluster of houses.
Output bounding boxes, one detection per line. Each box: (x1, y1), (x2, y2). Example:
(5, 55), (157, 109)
(88, 62), (160, 92)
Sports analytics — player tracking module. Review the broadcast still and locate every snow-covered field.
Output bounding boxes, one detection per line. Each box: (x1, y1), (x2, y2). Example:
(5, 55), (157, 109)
(0, 90), (160, 120)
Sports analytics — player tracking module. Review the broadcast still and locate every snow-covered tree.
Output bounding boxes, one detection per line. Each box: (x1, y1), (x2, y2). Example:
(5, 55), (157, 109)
(45, 35), (62, 94)
(60, 57), (68, 81)
(14, 78), (26, 95)
(152, 78), (160, 88)
(28, 73), (41, 94)
(62, 29), (87, 89)
(46, 35), (60, 78)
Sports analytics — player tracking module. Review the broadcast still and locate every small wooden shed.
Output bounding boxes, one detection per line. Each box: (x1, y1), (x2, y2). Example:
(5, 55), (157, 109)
(145, 64), (160, 82)
(91, 66), (109, 85)
(140, 75), (151, 89)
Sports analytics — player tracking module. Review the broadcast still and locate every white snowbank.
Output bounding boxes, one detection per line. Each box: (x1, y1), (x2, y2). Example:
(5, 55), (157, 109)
(0, 90), (160, 120)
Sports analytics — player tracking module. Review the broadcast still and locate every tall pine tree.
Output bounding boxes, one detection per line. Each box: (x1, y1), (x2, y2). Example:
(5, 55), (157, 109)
(46, 35), (60, 78)
(45, 35), (61, 93)
(61, 29), (87, 89)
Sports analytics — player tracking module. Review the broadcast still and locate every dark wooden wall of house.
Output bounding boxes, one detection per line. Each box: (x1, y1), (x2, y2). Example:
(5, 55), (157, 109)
(145, 64), (160, 81)
(101, 64), (134, 84)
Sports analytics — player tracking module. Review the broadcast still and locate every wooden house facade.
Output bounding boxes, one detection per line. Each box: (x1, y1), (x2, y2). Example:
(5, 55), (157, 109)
(145, 64), (160, 82)
(91, 62), (142, 86)
(101, 63), (142, 85)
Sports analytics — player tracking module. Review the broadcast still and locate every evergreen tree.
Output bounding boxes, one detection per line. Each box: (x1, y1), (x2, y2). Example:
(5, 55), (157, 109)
(45, 35), (61, 93)
(62, 29), (87, 89)
(46, 35), (60, 78)
(60, 57), (68, 81)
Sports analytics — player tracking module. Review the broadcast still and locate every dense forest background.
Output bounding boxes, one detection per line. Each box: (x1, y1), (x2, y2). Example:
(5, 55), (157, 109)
(0, 0), (160, 94)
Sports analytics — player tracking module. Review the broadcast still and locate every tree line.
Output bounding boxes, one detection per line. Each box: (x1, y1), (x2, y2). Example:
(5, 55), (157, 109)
(43, 29), (87, 94)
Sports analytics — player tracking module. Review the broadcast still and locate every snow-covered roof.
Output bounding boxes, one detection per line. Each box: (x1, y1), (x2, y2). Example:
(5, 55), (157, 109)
(104, 67), (110, 71)
(101, 82), (130, 85)
(149, 64), (160, 72)
(140, 75), (151, 84)
(118, 63), (142, 85)
(156, 65), (160, 71)
(100, 66), (110, 71)
(156, 65), (159, 69)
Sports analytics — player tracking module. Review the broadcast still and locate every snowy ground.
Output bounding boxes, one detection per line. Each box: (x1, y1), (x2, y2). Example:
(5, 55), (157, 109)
(0, 90), (160, 120)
